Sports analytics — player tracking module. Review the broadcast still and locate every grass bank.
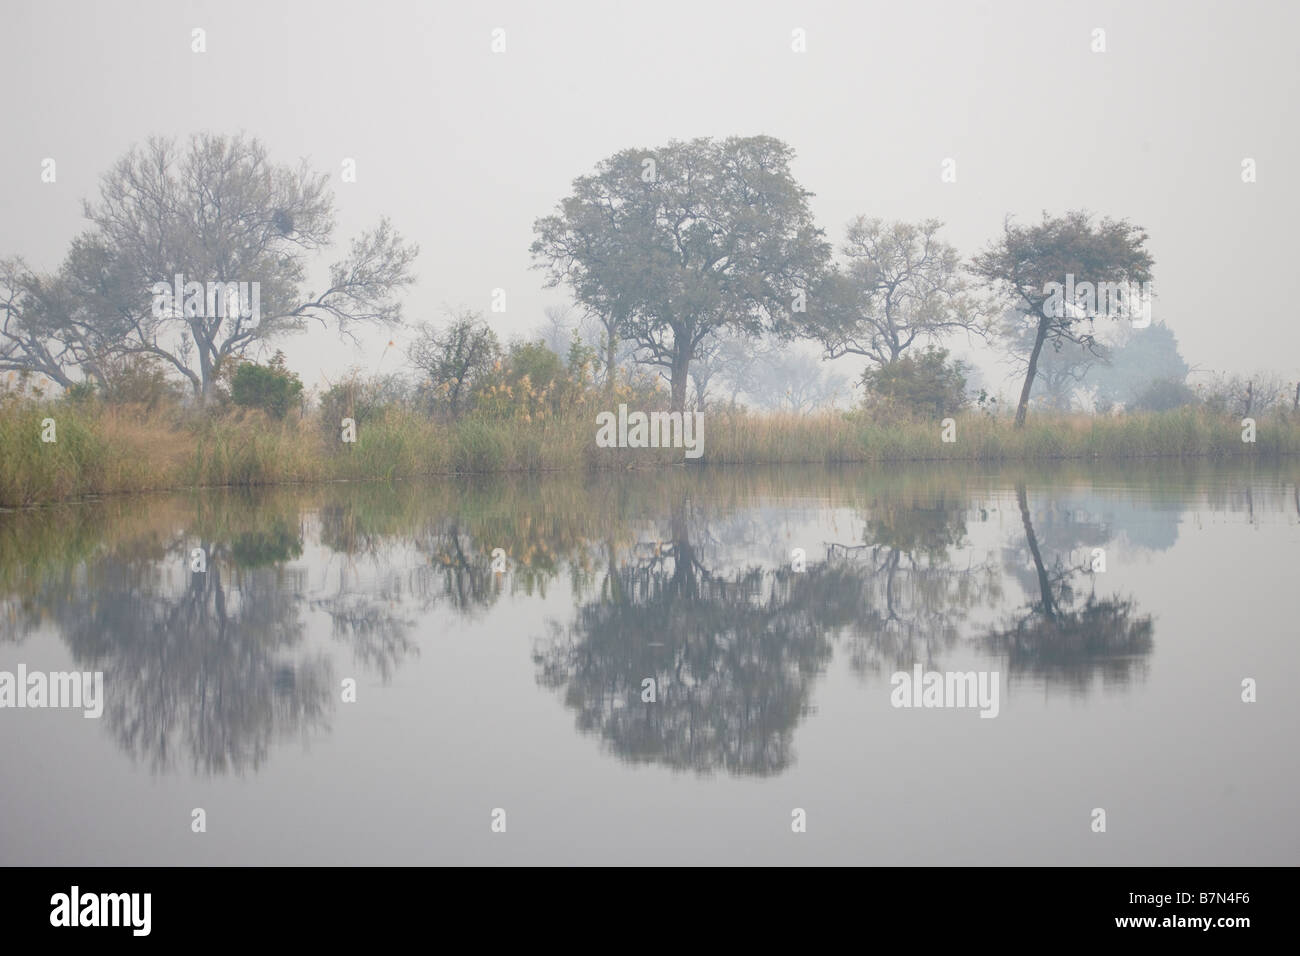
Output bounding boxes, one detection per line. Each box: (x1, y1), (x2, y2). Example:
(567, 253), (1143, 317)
(2, 399), (1297, 507)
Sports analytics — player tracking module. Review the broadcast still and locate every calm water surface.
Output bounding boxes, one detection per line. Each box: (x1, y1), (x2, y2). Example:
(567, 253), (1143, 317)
(2, 462), (1297, 864)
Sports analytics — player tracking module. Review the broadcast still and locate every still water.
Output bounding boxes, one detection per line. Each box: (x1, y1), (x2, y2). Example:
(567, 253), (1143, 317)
(2, 463), (1297, 865)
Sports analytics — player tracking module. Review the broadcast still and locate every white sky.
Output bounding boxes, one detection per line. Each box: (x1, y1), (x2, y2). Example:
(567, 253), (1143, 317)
(2, 0), (1297, 397)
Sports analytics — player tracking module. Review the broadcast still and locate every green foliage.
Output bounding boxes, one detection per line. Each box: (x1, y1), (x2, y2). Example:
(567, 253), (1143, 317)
(532, 135), (830, 409)
(971, 210), (1155, 425)
(566, 328), (598, 389)
(230, 518), (304, 567)
(861, 347), (968, 419)
(65, 381), (97, 403)
(231, 351), (303, 419)
(507, 340), (564, 390)
(317, 372), (409, 434)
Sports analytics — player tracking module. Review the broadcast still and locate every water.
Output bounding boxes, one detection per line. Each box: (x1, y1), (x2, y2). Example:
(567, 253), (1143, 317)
(1, 462), (1297, 865)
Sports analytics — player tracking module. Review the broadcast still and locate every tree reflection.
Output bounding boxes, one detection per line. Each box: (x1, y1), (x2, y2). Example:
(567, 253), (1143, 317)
(983, 483), (1154, 692)
(830, 493), (1000, 675)
(48, 543), (332, 774)
(535, 500), (852, 776)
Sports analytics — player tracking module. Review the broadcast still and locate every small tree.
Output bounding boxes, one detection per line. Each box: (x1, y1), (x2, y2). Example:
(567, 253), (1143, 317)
(861, 347), (968, 419)
(803, 218), (985, 367)
(408, 311), (501, 419)
(231, 351), (303, 419)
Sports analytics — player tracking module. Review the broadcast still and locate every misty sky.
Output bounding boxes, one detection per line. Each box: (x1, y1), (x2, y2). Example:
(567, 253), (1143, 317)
(3, 0), (1296, 397)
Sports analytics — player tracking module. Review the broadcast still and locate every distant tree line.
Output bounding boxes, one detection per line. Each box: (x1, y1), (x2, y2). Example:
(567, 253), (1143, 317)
(3, 131), (1291, 425)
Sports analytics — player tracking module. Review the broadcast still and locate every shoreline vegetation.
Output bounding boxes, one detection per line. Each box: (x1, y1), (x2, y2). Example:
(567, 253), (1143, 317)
(6, 133), (1298, 513)
(2, 399), (1297, 508)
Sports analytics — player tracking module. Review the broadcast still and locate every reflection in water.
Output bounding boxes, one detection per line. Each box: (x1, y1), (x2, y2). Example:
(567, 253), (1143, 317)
(980, 484), (1155, 693)
(25, 538), (329, 775)
(1, 463), (1294, 778)
(828, 492), (1000, 676)
(534, 499), (842, 776)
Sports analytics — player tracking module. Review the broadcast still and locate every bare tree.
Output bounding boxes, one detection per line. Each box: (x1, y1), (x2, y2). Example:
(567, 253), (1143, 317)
(803, 218), (986, 368)
(12, 133), (418, 401)
(408, 309), (501, 418)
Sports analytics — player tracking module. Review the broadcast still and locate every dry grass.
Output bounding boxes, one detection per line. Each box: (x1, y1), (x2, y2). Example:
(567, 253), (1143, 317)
(2, 397), (1297, 507)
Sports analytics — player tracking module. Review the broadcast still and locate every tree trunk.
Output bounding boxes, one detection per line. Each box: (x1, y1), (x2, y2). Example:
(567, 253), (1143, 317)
(1014, 316), (1050, 428)
(197, 349), (215, 407)
(605, 330), (617, 398)
(669, 348), (690, 413)
(1016, 483), (1057, 620)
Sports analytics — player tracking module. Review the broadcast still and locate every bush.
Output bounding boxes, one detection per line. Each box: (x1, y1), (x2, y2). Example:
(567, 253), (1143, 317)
(1129, 378), (1198, 413)
(231, 351), (303, 419)
(97, 354), (186, 409)
(316, 371), (410, 434)
(408, 311), (501, 420)
(474, 339), (572, 421)
(861, 347), (968, 419)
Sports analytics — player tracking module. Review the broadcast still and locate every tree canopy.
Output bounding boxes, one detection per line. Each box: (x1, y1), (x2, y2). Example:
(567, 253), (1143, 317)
(531, 135), (829, 411)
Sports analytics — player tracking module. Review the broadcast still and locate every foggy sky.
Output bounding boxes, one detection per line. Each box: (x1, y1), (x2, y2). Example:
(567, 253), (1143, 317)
(2, 0), (1296, 395)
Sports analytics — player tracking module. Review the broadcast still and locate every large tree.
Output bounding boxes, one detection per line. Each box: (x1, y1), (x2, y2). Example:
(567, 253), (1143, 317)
(970, 210), (1153, 426)
(803, 217), (984, 367)
(4, 133), (418, 402)
(531, 135), (829, 411)
(1, 250), (131, 390)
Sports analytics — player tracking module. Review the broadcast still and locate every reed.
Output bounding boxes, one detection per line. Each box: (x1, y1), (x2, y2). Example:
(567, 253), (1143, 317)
(2, 397), (1296, 507)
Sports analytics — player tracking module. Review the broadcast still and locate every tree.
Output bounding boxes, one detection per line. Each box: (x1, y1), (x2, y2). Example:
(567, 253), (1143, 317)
(1091, 322), (1189, 409)
(408, 310), (501, 419)
(685, 330), (765, 410)
(747, 349), (849, 412)
(531, 135), (829, 411)
(231, 351), (304, 419)
(1001, 307), (1111, 413)
(970, 211), (1153, 426)
(8, 134), (417, 402)
(803, 218), (984, 367)
(983, 484), (1154, 693)
(1, 251), (130, 390)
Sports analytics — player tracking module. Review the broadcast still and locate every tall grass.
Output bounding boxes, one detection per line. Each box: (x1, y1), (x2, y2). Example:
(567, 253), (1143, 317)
(2, 397), (1297, 507)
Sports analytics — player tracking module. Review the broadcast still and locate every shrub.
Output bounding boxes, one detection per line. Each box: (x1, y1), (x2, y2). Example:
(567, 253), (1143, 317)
(408, 311), (501, 419)
(316, 371), (411, 434)
(231, 351), (304, 419)
(97, 354), (186, 409)
(861, 347), (968, 419)
(1129, 378), (1198, 413)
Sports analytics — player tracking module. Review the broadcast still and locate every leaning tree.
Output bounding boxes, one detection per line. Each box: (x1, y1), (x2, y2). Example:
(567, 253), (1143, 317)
(970, 210), (1153, 426)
